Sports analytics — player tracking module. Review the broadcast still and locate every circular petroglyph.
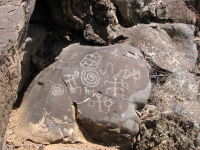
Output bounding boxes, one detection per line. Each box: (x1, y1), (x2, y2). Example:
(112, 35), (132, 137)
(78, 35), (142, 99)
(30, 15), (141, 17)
(81, 69), (100, 87)
(51, 84), (64, 97)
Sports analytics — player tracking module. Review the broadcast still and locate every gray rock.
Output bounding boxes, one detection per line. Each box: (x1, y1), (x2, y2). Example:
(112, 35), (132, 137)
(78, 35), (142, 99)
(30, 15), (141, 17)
(155, 70), (200, 124)
(161, 71), (198, 101)
(124, 23), (197, 72)
(0, 0), (36, 148)
(18, 43), (151, 146)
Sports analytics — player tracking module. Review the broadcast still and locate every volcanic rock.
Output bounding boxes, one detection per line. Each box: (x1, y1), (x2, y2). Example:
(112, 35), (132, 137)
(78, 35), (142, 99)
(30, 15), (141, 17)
(124, 23), (197, 72)
(0, 1), (36, 148)
(18, 42), (151, 146)
(112, 0), (197, 25)
(46, 0), (119, 45)
(18, 24), (47, 91)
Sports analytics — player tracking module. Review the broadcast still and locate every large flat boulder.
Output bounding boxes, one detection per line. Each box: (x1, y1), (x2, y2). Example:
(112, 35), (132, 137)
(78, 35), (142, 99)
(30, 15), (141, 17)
(18, 42), (151, 147)
(0, 1), (35, 148)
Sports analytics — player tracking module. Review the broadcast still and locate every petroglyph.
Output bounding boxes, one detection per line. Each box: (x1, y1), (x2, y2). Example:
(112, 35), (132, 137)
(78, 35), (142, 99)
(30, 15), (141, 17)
(51, 84), (64, 97)
(88, 93), (114, 112)
(80, 53), (102, 69)
(63, 71), (82, 94)
(81, 69), (100, 87)
(111, 48), (118, 57)
(117, 66), (141, 80)
(84, 87), (94, 95)
(104, 75), (128, 98)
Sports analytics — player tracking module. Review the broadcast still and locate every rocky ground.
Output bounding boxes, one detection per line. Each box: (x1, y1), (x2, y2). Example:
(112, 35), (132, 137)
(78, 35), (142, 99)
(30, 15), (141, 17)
(1, 0), (200, 150)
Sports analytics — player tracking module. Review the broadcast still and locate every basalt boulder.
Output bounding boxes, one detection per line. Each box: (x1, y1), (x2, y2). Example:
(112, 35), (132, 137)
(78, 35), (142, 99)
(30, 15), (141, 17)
(124, 23), (197, 72)
(18, 42), (151, 147)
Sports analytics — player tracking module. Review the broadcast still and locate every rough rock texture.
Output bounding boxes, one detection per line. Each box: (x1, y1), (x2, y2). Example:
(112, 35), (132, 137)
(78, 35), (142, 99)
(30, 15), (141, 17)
(17, 42), (151, 147)
(46, 0), (119, 45)
(18, 24), (47, 91)
(123, 23), (198, 72)
(153, 70), (200, 124)
(0, 1), (35, 148)
(156, 0), (197, 24)
(112, 0), (197, 26)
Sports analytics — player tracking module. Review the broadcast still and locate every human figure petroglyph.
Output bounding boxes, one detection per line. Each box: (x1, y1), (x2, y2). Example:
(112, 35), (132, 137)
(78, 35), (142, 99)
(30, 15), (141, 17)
(117, 66), (141, 80)
(80, 53), (102, 69)
(63, 71), (82, 94)
(51, 84), (64, 97)
(104, 75), (128, 98)
(87, 93), (114, 112)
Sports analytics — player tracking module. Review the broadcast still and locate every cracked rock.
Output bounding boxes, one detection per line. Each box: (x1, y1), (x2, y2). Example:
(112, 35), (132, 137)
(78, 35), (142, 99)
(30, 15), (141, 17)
(17, 42), (151, 147)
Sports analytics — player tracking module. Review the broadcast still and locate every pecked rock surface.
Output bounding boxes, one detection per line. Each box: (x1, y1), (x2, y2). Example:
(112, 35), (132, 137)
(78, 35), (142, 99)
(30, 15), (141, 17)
(18, 42), (151, 147)
(0, 0), (35, 148)
(123, 23), (198, 72)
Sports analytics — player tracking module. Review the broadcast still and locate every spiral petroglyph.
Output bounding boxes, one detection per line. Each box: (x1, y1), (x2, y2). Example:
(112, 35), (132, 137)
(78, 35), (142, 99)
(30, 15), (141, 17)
(51, 84), (64, 97)
(81, 69), (100, 87)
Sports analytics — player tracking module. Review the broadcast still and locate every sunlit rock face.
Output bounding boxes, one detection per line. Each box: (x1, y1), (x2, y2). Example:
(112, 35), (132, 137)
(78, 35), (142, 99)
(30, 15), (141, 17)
(124, 23), (197, 72)
(18, 42), (151, 146)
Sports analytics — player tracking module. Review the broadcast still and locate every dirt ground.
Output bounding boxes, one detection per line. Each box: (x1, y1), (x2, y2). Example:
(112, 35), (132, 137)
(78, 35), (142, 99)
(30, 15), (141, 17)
(3, 109), (120, 150)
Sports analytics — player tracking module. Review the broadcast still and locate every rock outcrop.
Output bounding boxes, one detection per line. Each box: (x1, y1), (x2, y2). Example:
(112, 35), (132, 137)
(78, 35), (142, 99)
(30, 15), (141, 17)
(0, 1), (36, 148)
(112, 0), (197, 26)
(46, 0), (119, 45)
(17, 42), (151, 147)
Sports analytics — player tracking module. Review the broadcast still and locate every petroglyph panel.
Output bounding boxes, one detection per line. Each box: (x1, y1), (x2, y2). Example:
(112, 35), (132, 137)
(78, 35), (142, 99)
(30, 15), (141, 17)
(18, 42), (151, 144)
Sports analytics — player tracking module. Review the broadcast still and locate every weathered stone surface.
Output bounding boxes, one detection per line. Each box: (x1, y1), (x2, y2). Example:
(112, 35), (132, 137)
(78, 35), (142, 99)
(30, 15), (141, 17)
(112, 0), (196, 26)
(154, 70), (199, 124)
(156, 0), (196, 24)
(18, 24), (47, 91)
(160, 70), (198, 101)
(124, 23), (197, 72)
(18, 42), (151, 146)
(46, 0), (119, 45)
(0, 1), (36, 149)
